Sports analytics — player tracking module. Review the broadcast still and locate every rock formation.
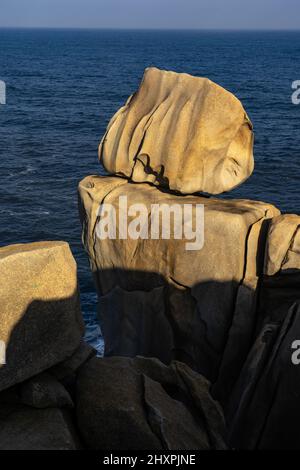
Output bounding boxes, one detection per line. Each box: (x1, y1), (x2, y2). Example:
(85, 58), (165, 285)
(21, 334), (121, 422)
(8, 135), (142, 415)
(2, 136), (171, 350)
(79, 174), (279, 395)
(99, 67), (254, 195)
(1, 68), (299, 450)
(0, 241), (84, 392)
(76, 356), (228, 450)
(78, 68), (300, 449)
(0, 241), (89, 449)
(225, 214), (300, 449)
(0, 238), (223, 450)
(20, 372), (74, 409)
(0, 406), (79, 450)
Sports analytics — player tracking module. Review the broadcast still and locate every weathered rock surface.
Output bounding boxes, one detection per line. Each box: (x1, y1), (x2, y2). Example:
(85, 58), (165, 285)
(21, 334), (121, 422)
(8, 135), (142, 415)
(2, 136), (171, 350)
(49, 341), (96, 382)
(222, 215), (300, 448)
(0, 405), (78, 450)
(0, 404), (79, 450)
(0, 241), (84, 392)
(264, 214), (300, 276)
(227, 302), (300, 450)
(99, 67), (254, 195)
(49, 341), (97, 399)
(254, 214), (300, 336)
(76, 356), (228, 450)
(20, 372), (74, 409)
(79, 175), (280, 393)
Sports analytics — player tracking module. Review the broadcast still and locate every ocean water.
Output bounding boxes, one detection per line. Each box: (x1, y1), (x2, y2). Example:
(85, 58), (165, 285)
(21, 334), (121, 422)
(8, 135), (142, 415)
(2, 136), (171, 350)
(0, 29), (300, 353)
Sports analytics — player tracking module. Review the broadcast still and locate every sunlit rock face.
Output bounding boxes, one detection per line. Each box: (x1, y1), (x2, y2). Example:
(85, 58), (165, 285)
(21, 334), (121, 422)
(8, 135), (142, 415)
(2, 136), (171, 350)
(264, 214), (300, 276)
(99, 67), (254, 195)
(0, 241), (84, 392)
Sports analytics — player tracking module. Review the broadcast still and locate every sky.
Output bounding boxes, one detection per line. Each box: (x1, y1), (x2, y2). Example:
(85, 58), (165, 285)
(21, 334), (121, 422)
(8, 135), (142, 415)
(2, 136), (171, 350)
(0, 0), (299, 30)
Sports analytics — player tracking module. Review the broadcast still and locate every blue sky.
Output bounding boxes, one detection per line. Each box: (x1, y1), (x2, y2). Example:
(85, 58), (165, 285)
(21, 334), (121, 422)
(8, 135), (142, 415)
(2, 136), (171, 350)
(0, 0), (299, 30)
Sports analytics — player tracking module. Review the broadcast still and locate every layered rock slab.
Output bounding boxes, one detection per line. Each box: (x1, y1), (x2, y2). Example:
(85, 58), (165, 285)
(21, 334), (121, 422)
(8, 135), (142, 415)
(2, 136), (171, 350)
(79, 175), (280, 391)
(99, 67), (254, 195)
(76, 356), (227, 450)
(0, 241), (84, 392)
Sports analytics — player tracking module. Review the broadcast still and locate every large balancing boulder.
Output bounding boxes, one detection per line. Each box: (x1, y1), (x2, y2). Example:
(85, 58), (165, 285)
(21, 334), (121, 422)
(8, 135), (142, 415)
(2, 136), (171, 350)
(99, 67), (254, 195)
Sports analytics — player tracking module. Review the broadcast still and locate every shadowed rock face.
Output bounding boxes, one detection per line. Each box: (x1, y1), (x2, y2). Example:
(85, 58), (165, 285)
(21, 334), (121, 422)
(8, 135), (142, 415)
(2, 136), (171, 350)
(99, 67), (254, 195)
(20, 372), (74, 409)
(76, 356), (228, 450)
(78, 175), (280, 392)
(227, 301), (300, 450)
(0, 241), (85, 392)
(0, 405), (79, 450)
(224, 215), (300, 449)
(251, 214), (300, 338)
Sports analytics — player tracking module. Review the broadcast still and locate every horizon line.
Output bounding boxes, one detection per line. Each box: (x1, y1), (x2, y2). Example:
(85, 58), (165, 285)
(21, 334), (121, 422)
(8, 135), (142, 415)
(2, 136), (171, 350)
(0, 26), (300, 32)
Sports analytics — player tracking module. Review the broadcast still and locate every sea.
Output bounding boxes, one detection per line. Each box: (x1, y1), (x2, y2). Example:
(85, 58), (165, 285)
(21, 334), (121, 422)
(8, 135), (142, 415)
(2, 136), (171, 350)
(0, 29), (300, 354)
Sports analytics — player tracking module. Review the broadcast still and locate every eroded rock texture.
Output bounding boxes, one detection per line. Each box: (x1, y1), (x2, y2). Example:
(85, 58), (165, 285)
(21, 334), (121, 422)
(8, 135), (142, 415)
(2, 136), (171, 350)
(79, 68), (300, 449)
(76, 356), (227, 450)
(78, 175), (280, 397)
(225, 215), (300, 449)
(258, 214), (300, 325)
(20, 372), (74, 409)
(0, 405), (79, 450)
(99, 67), (254, 195)
(0, 241), (84, 392)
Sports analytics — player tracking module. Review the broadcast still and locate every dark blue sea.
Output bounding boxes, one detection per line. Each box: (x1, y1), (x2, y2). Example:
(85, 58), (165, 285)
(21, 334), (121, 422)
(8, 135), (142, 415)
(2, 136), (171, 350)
(1, 29), (300, 353)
